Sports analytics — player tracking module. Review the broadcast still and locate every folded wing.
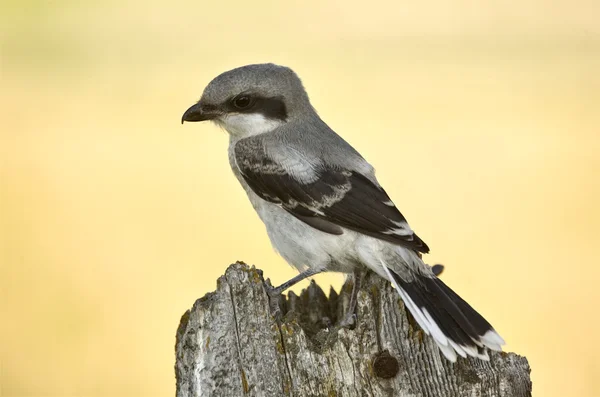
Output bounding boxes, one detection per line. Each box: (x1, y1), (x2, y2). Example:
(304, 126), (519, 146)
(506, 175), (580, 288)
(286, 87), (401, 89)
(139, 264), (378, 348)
(234, 138), (429, 253)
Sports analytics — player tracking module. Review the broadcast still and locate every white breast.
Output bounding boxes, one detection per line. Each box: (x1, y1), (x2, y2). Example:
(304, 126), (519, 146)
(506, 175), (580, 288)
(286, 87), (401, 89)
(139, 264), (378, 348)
(251, 192), (360, 273)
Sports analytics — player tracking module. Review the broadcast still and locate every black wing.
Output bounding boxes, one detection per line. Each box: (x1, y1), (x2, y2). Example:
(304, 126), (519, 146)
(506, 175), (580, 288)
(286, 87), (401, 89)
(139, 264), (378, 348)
(234, 140), (429, 253)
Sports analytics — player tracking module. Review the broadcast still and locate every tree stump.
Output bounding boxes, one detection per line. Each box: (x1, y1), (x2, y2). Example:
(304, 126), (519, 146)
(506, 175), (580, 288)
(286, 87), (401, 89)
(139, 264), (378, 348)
(175, 262), (531, 397)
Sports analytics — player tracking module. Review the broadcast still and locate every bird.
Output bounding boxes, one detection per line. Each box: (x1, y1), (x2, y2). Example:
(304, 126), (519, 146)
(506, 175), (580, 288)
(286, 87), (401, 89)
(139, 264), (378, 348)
(181, 63), (505, 362)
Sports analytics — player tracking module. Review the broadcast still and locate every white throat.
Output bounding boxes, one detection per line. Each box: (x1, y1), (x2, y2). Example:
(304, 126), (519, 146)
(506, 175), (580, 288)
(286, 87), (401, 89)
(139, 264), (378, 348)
(215, 113), (284, 140)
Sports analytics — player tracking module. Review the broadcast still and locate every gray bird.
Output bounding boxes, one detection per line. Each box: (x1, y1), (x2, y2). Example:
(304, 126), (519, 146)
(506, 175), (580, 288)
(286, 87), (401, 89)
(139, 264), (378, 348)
(182, 63), (504, 361)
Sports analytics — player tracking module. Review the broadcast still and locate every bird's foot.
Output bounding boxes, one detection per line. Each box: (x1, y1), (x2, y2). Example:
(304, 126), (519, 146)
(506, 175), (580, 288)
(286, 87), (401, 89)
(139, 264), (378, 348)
(336, 268), (365, 330)
(263, 279), (284, 320)
(261, 268), (325, 321)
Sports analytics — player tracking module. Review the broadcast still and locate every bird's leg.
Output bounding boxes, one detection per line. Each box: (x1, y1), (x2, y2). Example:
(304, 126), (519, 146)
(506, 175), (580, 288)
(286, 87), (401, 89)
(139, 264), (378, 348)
(263, 267), (324, 316)
(268, 267), (325, 296)
(338, 267), (366, 328)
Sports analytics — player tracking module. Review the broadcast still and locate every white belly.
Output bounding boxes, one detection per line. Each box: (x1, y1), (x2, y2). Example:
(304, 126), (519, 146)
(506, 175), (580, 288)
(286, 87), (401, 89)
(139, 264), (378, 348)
(250, 195), (423, 282)
(252, 195), (359, 273)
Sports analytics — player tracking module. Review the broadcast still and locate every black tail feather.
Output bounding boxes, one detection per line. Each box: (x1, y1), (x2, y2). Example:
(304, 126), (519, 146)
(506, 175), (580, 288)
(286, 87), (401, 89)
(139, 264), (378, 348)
(434, 279), (494, 335)
(391, 271), (503, 361)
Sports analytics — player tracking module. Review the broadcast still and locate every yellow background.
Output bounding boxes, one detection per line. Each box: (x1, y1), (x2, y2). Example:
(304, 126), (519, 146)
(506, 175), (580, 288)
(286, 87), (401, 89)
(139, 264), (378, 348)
(1, 0), (599, 395)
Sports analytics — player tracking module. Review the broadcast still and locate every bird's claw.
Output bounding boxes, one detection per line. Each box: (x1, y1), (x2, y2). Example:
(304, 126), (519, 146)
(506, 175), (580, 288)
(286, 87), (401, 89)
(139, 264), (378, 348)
(263, 279), (284, 320)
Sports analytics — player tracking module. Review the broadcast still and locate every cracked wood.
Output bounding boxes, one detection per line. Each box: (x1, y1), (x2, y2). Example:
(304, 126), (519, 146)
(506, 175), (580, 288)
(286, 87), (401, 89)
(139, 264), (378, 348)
(175, 263), (532, 397)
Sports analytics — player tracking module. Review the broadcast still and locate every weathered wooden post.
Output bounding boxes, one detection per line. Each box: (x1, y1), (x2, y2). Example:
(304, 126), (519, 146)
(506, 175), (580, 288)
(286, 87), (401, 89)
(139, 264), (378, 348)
(175, 262), (531, 396)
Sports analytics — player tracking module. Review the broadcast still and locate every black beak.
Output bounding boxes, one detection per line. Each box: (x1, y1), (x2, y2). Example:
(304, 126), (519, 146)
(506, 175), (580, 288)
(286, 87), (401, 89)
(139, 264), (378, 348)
(181, 102), (219, 124)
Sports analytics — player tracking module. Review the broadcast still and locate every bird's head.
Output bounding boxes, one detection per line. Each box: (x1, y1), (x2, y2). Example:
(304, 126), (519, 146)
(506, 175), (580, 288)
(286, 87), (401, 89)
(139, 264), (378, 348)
(182, 63), (311, 138)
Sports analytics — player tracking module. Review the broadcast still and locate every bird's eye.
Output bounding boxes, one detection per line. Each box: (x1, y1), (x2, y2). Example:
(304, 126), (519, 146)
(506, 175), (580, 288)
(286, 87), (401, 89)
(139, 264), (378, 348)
(233, 95), (252, 109)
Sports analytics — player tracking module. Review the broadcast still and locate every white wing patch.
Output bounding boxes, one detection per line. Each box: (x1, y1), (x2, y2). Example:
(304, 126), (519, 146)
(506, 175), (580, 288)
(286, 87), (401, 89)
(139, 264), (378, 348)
(382, 220), (414, 237)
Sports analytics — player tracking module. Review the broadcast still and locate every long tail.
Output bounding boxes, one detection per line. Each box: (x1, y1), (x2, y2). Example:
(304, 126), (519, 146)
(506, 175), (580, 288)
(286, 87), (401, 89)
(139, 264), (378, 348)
(381, 261), (505, 362)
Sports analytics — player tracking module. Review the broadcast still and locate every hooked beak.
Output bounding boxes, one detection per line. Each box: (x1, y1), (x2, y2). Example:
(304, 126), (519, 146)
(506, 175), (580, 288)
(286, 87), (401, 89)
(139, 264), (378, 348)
(181, 102), (220, 124)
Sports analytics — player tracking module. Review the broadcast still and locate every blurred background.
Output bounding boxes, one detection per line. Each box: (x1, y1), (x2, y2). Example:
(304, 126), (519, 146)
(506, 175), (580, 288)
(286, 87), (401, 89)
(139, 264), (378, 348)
(1, 0), (599, 395)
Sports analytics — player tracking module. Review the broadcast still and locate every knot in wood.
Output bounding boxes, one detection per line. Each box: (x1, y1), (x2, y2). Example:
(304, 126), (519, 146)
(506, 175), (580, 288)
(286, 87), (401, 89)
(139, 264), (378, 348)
(372, 350), (399, 379)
